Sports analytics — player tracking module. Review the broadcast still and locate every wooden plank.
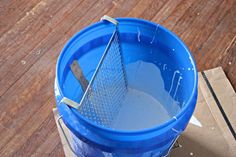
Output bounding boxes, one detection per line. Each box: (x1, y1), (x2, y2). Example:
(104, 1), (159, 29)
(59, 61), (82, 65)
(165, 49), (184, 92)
(0, 97), (54, 156)
(70, 60), (89, 92)
(183, 0), (234, 52)
(0, 0), (53, 53)
(48, 143), (65, 157)
(170, 0), (209, 35)
(159, 0), (196, 30)
(203, 67), (236, 138)
(34, 129), (62, 155)
(126, 0), (154, 17)
(10, 113), (58, 157)
(197, 5), (236, 91)
(0, 0), (42, 36)
(139, 0), (169, 20)
(219, 37), (236, 89)
(151, 0), (184, 23)
(105, 0), (141, 19)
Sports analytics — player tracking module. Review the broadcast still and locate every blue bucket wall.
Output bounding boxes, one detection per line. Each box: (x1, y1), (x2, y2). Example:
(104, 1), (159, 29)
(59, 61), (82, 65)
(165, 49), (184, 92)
(54, 18), (198, 156)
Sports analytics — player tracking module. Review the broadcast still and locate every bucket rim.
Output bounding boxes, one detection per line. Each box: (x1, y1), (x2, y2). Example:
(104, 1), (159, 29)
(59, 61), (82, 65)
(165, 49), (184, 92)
(55, 17), (198, 135)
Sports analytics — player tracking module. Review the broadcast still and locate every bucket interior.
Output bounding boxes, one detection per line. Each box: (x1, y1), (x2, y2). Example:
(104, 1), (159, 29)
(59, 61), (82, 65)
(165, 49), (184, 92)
(58, 19), (196, 131)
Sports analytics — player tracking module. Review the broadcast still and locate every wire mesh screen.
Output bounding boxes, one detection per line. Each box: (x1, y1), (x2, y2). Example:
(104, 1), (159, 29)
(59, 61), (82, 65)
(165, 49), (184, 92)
(78, 30), (128, 127)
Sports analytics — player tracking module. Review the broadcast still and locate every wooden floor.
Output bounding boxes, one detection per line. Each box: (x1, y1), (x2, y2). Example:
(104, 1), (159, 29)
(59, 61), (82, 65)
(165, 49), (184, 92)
(0, 0), (235, 156)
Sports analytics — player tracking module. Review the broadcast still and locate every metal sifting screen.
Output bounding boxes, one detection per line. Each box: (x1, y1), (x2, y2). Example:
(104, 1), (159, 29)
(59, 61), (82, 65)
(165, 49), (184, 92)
(78, 29), (128, 127)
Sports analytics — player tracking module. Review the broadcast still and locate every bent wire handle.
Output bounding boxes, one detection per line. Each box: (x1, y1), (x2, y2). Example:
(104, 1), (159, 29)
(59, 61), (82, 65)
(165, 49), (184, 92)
(162, 131), (181, 157)
(57, 116), (84, 157)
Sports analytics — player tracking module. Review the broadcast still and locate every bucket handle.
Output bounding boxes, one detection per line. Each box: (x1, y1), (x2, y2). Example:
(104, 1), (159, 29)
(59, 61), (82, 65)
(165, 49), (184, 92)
(162, 127), (182, 157)
(57, 116), (84, 157)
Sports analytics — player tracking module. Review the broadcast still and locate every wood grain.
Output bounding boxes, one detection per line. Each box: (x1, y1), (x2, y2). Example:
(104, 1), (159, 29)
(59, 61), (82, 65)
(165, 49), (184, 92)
(0, 0), (235, 156)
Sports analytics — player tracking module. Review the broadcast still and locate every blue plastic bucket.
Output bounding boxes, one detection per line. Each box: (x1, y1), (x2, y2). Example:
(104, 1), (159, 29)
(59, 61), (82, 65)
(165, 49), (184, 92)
(54, 18), (198, 157)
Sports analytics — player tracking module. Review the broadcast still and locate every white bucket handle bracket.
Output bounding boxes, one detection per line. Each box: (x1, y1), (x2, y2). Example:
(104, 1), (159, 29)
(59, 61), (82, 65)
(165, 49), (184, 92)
(101, 15), (118, 26)
(60, 97), (81, 109)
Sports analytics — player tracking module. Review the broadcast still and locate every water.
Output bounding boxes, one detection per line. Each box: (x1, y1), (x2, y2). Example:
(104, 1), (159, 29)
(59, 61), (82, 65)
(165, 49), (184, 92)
(111, 61), (180, 131)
